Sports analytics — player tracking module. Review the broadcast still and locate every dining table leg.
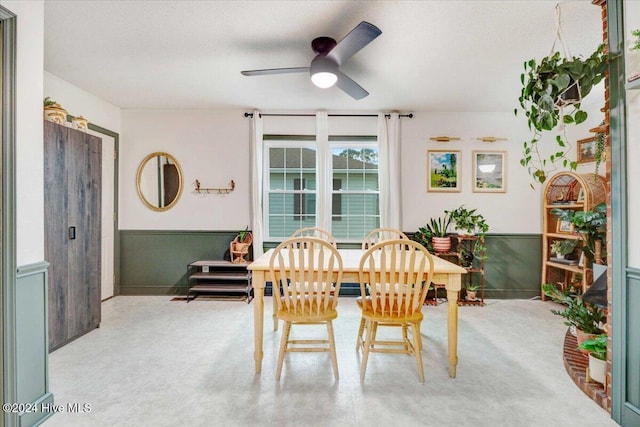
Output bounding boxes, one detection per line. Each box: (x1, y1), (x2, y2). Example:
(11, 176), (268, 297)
(446, 288), (459, 378)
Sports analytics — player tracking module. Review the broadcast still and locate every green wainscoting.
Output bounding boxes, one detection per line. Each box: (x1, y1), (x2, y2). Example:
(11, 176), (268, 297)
(15, 262), (54, 427)
(119, 231), (542, 299)
(483, 234), (542, 299)
(120, 230), (240, 295)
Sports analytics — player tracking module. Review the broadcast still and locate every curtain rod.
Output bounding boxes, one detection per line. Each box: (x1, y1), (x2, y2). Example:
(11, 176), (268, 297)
(243, 112), (413, 119)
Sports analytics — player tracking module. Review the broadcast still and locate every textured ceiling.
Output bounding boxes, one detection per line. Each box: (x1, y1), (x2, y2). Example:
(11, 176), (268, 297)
(43, 0), (604, 112)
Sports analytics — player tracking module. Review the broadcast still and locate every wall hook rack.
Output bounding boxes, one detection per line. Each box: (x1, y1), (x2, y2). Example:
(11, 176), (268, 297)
(429, 136), (460, 142)
(194, 179), (236, 194)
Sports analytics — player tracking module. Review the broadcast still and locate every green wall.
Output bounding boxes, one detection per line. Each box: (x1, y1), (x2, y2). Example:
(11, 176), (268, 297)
(119, 230), (542, 299)
(119, 230), (240, 295)
(15, 263), (54, 426)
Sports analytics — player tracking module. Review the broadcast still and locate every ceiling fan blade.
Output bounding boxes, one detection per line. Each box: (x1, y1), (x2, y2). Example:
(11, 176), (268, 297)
(327, 21), (382, 65)
(241, 67), (309, 76)
(336, 71), (369, 100)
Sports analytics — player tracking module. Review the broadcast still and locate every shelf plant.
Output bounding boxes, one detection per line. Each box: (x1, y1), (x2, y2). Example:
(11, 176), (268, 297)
(550, 239), (578, 258)
(413, 213), (452, 253)
(445, 205), (489, 256)
(515, 44), (608, 184)
(551, 202), (607, 265)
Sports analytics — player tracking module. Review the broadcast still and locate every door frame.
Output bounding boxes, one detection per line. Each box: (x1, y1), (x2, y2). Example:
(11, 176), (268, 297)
(608, 0), (640, 425)
(66, 117), (120, 298)
(0, 5), (17, 427)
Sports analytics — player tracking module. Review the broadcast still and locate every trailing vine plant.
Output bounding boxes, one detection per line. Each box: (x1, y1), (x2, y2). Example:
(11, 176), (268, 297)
(594, 120), (606, 176)
(515, 44), (607, 184)
(632, 29), (640, 51)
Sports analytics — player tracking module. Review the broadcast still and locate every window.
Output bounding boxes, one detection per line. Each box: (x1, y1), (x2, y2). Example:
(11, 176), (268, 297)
(264, 137), (379, 242)
(265, 144), (317, 238)
(330, 145), (380, 240)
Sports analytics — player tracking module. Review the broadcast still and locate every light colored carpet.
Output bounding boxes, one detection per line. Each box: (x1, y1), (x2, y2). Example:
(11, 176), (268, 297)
(44, 297), (617, 427)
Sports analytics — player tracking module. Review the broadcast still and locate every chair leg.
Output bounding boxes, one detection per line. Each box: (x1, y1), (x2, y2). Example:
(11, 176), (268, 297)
(276, 321), (291, 380)
(411, 321), (425, 383)
(360, 320), (374, 381)
(402, 324), (410, 352)
(356, 317), (366, 351)
(327, 321), (339, 381)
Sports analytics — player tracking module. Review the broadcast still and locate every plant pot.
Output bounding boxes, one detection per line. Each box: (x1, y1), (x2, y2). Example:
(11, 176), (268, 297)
(554, 253), (565, 260)
(587, 354), (607, 385)
(576, 328), (596, 354)
(466, 290), (477, 301)
(44, 104), (68, 124)
(559, 77), (581, 105)
(431, 236), (451, 253)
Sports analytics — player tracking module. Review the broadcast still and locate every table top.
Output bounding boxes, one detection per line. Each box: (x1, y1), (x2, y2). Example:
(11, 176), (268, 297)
(248, 248), (467, 275)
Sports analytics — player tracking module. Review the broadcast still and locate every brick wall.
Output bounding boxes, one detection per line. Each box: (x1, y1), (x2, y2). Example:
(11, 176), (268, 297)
(591, 0), (612, 413)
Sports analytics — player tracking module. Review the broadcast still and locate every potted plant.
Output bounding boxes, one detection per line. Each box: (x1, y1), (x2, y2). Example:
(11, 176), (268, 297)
(551, 202), (607, 266)
(230, 226), (253, 263)
(412, 214), (452, 253)
(43, 96), (68, 124)
(542, 284), (605, 348)
(465, 283), (480, 301)
(578, 333), (607, 385)
(445, 205), (489, 255)
(425, 213), (452, 253)
(550, 239), (578, 259)
(515, 44), (608, 184)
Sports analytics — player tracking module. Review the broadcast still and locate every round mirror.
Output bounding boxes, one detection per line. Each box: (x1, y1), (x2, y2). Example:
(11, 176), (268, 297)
(136, 152), (183, 212)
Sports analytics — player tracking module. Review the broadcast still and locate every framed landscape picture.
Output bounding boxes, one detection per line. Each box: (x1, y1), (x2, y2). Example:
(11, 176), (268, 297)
(473, 151), (506, 193)
(577, 136), (597, 164)
(427, 150), (461, 192)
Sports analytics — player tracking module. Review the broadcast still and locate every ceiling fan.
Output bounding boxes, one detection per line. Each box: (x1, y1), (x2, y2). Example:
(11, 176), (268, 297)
(241, 21), (382, 100)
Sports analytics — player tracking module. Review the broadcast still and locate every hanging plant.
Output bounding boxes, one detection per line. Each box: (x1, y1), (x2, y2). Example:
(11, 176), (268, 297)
(594, 120), (606, 176)
(515, 44), (607, 184)
(631, 29), (640, 51)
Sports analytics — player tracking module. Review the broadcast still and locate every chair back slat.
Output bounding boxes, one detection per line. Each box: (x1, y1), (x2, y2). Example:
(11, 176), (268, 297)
(359, 239), (434, 319)
(361, 227), (408, 250)
(291, 227), (337, 247)
(270, 237), (343, 317)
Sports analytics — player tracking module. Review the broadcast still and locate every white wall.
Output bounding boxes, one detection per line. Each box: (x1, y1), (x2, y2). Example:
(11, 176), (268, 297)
(400, 108), (604, 234)
(120, 110), (250, 230)
(118, 108), (603, 235)
(1, 0), (45, 265)
(44, 71), (121, 133)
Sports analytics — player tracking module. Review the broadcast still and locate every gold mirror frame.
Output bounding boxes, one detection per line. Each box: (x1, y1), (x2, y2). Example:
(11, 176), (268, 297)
(136, 151), (184, 212)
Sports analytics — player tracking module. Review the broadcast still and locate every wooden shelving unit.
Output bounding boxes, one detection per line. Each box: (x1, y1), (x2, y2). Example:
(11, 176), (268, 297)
(541, 172), (606, 299)
(434, 235), (486, 306)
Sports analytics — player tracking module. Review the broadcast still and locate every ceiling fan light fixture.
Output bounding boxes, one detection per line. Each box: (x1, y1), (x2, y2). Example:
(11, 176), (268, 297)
(310, 56), (338, 88)
(311, 71), (337, 88)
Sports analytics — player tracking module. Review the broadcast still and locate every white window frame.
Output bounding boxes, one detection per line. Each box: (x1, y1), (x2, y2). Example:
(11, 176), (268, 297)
(263, 137), (381, 243)
(329, 141), (380, 242)
(263, 140), (317, 241)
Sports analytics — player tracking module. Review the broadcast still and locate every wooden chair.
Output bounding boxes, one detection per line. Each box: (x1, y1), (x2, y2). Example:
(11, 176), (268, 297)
(356, 228), (409, 350)
(361, 227), (408, 250)
(269, 237), (343, 380)
(291, 227), (337, 247)
(357, 239), (434, 382)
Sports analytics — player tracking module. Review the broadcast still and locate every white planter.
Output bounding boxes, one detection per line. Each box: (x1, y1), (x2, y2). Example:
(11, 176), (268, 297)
(587, 354), (607, 385)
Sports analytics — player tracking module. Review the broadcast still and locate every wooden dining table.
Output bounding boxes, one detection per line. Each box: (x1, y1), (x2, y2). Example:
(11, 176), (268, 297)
(247, 248), (467, 378)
